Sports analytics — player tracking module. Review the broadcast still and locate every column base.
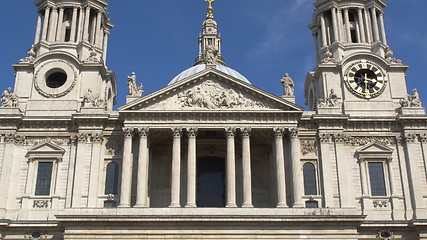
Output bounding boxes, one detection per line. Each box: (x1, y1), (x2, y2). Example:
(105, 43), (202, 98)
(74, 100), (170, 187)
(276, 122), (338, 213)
(226, 203), (237, 208)
(185, 203), (197, 208)
(169, 203), (181, 208)
(277, 202), (289, 208)
(118, 203), (130, 208)
(293, 203), (304, 208)
(134, 203), (147, 208)
(242, 202), (254, 208)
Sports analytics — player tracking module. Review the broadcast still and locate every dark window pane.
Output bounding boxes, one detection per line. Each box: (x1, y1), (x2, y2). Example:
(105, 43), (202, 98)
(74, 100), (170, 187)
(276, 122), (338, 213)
(368, 162), (387, 196)
(306, 200), (319, 208)
(303, 163), (317, 195)
(104, 201), (117, 208)
(105, 162), (120, 195)
(197, 157), (225, 207)
(35, 162), (53, 196)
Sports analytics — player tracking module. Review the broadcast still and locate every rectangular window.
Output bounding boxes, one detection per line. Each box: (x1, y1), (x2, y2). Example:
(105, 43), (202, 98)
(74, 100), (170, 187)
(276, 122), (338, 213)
(35, 162), (53, 196)
(368, 162), (387, 196)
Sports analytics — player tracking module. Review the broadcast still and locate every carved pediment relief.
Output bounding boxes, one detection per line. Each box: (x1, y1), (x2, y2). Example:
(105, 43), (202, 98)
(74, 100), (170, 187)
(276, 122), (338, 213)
(149, 80), (267, 110)
(121, 75), (301, 112)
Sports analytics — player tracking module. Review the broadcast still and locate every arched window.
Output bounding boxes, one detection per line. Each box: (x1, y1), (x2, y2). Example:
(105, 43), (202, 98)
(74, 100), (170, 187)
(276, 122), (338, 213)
(303, 162), (318, 196)
(105, 162), (119, 195)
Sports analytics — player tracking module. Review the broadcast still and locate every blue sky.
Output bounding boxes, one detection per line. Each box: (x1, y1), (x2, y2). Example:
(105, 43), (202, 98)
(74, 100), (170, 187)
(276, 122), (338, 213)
(0, 0), (426, 109)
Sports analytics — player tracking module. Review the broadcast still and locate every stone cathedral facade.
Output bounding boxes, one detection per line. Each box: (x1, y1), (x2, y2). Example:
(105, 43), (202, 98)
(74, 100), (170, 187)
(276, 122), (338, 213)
(0, 0), (426, 239)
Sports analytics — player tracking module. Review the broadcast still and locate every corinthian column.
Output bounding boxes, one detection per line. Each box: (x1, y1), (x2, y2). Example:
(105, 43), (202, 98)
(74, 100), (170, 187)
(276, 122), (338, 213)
(241, 128), (253, 208)
(41, 7), (51, 41)
(135, 128), (150, 208)
(274, 128), (288, 208)
(119, 128), (133, 207)
(186, 128), (198, 208)
(225, 128), (237, 207)
(169, 128), (182, 208)
(290, 128), (303, 208)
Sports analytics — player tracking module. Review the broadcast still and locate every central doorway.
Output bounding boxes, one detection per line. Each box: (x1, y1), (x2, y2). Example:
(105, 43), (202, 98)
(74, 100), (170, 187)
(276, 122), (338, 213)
(197, 157), (225, 207)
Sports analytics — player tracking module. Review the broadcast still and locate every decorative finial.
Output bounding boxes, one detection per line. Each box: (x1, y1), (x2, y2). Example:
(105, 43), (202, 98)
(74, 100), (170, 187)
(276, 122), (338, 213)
(205, 0), (216, 19)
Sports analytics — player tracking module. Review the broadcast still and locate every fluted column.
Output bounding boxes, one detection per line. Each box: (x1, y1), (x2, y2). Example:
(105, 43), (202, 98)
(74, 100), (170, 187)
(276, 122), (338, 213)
(77, 7), (84, 42)
(337, 9), (344, 42)
(357, 8), (366, 43)
(290, 128), (303, 208)
(71, 133), (88, 207)
(320, 14), (327, 48)
(241, 128), (253, 208)
(186, 128), (198, 208)
(371, 7), (380, 42)
(170, 128), (182, 208)
(331, 7), (339, 43)
(47, 7), (58, 42)
(364, 9), (372, 43)
(119, 128), (133, 207)
(34, 13), (42, 44)
(0, 134), (17, 209)
(56, 7), (64, 41)
(318, 134), (334, 207)
(95, 11), (103, 47)
(41, 7), (51, 41)
(83, 6), (91, 42)
(274, 128), (288, 208)
(135, 128), (150, 207)
(102, 30), (109, 62)
(378, 12), (387, 46)
(225, 128), (237, 208)
(343, 8), (351, 43)
(70, 7), (78, 42)
(88, 133), (103, 207)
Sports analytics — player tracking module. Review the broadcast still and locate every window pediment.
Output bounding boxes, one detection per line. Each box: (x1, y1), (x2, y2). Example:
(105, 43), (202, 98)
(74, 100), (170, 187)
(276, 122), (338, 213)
(356, 142), (393, 160)
(27, 142), (66, 160)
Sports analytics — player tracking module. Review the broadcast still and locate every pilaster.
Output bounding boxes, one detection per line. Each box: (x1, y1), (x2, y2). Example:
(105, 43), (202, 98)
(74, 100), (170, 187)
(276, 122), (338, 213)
(334, 133), (355, 208)
(290, 128), (303, 208)
(118, 128), (134, 208)
(71, 133), (88, 208)
(87, 133), (103, 208)
(318, 133), (334, 208)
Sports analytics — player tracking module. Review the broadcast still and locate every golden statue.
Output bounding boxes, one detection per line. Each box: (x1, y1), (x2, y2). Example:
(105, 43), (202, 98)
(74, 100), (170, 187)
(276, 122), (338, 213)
(205, 0), (216, 19)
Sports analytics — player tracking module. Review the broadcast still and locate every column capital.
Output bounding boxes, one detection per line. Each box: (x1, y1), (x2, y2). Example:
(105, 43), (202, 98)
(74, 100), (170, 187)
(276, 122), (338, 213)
(123, 127), (134, 138)
(241, 127), (251, 138)
(273, 127), (285, 138)
(403, 133), (417, 143)
(172, 127), (183, 138)
(419, 134), (427, 143)
(137, 127), (150, 138)
(333, 133), (346, 144)
(186, 128), (198, 138)
(318, 133), (332, 143)
(289, 128), (299, 138)
(225, 127), (236, 138)
(77, 133), (88, 143)
(91, 133), (103, 143)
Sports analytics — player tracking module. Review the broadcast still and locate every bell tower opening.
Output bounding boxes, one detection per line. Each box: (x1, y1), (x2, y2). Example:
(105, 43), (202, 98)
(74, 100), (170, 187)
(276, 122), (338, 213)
(197, 156), (225, 207)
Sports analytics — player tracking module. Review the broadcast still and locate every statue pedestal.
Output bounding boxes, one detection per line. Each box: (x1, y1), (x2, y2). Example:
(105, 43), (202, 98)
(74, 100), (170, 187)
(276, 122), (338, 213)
(0, 107), (22, 115)
(399, 107), (426, 115)
(126, 95), (140, 104)
(317, 106), (342, 115)
(80, 107), (106, 114)
(282, 96), (295, 104)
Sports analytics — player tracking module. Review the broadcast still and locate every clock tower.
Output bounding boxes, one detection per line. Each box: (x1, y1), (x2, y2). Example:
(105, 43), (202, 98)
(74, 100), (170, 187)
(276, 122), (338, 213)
(304, 0), (419, 116)
(12, 0), (117, 116)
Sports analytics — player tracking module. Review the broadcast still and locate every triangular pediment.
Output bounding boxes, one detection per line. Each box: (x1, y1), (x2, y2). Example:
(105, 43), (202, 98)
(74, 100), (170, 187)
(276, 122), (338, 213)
(119, 69), (303, 112)
(356, 142), (394, 159)
(27, 142), (66, 159)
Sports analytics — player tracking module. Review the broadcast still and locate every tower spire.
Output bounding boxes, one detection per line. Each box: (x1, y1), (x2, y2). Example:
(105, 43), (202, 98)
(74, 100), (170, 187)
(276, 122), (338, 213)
(195, 0), (225, 66)
(205, 0), (216, 19)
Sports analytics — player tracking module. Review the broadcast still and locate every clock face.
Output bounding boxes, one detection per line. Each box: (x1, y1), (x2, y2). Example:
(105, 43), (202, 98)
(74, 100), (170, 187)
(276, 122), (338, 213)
(344, 60), (388, 99)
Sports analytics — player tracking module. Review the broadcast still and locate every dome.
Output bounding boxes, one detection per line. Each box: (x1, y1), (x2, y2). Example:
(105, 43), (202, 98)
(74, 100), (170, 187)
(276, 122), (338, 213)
(168, 64), (251, 86)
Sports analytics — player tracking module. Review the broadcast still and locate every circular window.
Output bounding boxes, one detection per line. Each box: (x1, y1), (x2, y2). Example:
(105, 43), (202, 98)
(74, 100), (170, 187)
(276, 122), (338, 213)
(45, 69), (67, 88)
(31, 232), (41, 238)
